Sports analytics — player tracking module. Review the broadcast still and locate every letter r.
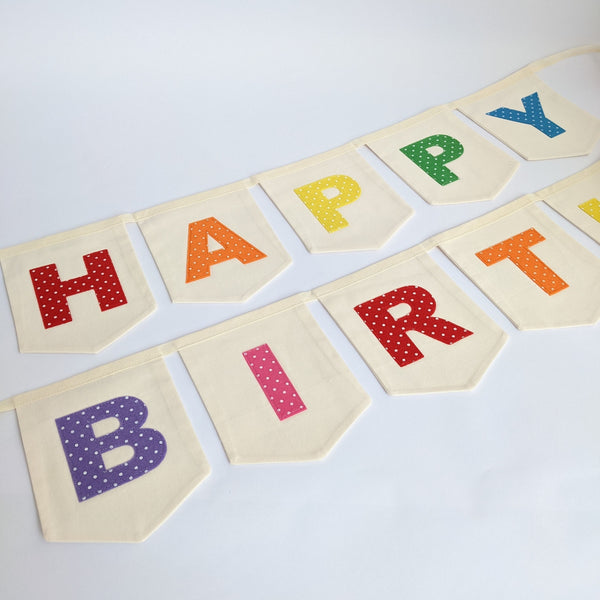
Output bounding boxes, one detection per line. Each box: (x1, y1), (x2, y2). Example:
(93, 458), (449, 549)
(354, 285), (473, 367)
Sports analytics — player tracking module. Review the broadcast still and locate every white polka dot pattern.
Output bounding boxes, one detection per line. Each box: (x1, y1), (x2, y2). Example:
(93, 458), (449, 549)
(29, 249), (127, 329)
(55, 395), (167, 502)
(354, 285), (473, 367)
(186, 217), (267, 282)
(243, 343), (306, 421)
(293, 175), (361, 232)
(476, 227), (568, 295)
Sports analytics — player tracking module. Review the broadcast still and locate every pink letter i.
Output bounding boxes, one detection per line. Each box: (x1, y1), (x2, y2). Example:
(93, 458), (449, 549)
(243, 343), (307, 421)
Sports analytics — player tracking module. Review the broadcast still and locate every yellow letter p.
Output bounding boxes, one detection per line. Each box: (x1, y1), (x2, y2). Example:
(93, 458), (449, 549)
(293, 175), (361, 233)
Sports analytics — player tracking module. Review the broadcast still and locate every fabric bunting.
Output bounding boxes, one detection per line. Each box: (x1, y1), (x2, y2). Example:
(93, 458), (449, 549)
(540, 161), (600, 244)
(259, 148), (413, 252)
(439, 202), (600, 329)
(15, 357), (210, 542)
(136, 184), (292, 302)
(458, 76), (600, 160)
(0, 217), (156, 353)
(1, 46), (599, 543)
(315, 253), (507, 394)
(178, 294), (370, 463)
(366, 107), (519, 205)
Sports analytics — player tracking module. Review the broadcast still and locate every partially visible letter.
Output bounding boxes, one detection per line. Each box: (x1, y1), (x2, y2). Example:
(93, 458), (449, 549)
(578, 198), (600, 223)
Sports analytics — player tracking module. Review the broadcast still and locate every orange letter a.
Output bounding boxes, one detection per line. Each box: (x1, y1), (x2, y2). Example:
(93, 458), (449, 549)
(185, 217), (267, 282)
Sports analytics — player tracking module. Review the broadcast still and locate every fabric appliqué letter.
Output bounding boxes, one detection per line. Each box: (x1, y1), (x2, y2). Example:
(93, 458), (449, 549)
(578, 198), (600, 223)
(486, 92), (565, 138)
(399, 134), (464, 186)
(29, 249), (127, 329)
(55, 396), (167, 502)
(475, 228), (568, 295)
(354, 285), (473, 367)
(186, 217), (267, 282)
(293, 174), (361, 232)
(243, 343), (307, 420)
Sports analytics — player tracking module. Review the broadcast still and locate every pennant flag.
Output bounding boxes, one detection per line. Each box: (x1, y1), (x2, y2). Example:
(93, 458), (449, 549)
(439, 202), (600, 329)
(14, 358), (210, 542)
(540, 161), (600, 244)
(0, 218), (155, 353)
(366, 107), (518, 205)
(259, 149), (413, 252)
(315, 253), (507, 394)
(136, 186), (291, 302)
(458, 76), (600, 160)
(178, 295), (370, 463)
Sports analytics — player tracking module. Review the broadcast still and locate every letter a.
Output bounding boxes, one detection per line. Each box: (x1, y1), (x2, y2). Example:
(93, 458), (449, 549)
(55, 396), (167, 502)
(293, 175), (361, 232)
(486, 92), (565, 138)
(186, 217), (267, 282)
(399, 134), (464, 186)
(354, 285), (473, 367)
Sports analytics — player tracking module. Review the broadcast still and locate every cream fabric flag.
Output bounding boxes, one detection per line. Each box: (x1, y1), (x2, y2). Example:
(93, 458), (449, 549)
(259, 148), (413, 252)
(315, 252), (507, 395)
(136, 184), (291, 302)
(366, 107), (518, 205)
(13, 357), (210, 542)
(458, 76), (600, 160)
(0, 217), (155, 353)
(439, 201), (600, 329)
(178, 294), (370, 464)
(541, 161), (600, 244)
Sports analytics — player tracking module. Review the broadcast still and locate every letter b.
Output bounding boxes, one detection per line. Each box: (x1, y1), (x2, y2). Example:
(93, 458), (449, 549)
(55, 396), (167, 502)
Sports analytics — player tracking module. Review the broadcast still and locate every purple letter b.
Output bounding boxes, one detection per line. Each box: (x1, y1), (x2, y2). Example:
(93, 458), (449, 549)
(55, 396), (167, 502)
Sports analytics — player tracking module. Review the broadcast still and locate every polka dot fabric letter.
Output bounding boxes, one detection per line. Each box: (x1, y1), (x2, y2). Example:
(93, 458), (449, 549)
(29, 249), (127, 329)
(579, 199), (600, 224)
(243, 343), (306, 421)
(186, 217), (267, 282)
(55, 396), (167, 502)
(293, 175), (361, 232)
(353, 285), (473, 367)
(399, 134), (464, 186)
(475, 228), (568, 295)
(486, 92), (566, 139)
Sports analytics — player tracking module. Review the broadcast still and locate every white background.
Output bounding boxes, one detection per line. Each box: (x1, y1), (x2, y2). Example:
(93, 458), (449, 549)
(1, 1), (600, 598)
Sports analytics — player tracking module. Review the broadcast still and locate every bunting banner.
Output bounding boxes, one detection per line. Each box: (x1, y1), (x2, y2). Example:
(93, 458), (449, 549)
(0, 217), (156, 353)
(540, 161), (600, 244)
(14, 357), (210, 542)
(1, 46), (600, 543)
(438, 200), (600, 329)
(258, 147), (413, 252)
(0, 46), (598, 354)
(315, 252), (507, 394)
(366, 107), (519, 205)
(178, 294), (370, 463)
(135, 184), (292, 302)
